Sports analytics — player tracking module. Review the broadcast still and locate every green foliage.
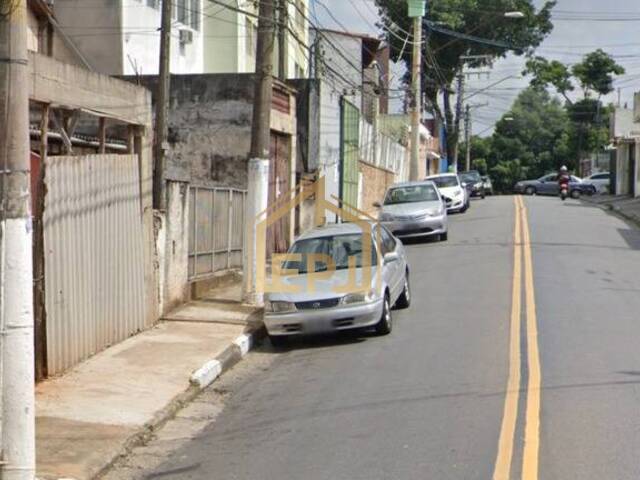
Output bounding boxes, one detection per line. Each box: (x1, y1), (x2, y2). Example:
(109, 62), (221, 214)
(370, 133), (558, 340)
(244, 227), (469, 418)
(374, 0), (555, 162)
(524, 57), (573, 101)
(525, 49), (625, 100)
(572, 49), (625, 97)
(469, 88), (572, 192)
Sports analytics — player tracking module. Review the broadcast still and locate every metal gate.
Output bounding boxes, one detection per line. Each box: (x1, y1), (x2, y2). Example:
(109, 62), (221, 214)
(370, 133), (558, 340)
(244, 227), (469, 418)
(188, 186), (247, 279)
(340, 99), (360, 209)
(44, 154), (146, 375)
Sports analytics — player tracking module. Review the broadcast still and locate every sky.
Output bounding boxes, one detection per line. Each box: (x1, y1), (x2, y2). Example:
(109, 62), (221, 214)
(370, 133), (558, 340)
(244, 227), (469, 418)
(315, 0), (640, 136)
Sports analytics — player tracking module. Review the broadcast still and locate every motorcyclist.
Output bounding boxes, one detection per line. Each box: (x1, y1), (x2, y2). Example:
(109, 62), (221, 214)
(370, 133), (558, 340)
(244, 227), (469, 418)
(558, 166), (570, 188)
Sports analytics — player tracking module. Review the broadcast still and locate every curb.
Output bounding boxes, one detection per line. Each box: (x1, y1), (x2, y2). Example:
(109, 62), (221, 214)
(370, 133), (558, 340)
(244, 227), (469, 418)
(586, 199), (640, 229)
(92, 322), (266, 480)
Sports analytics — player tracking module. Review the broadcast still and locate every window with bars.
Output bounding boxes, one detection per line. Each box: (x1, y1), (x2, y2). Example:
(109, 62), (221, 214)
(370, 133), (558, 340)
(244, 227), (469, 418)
(177, 0), (187, 23)
(190, 0), (200, 31)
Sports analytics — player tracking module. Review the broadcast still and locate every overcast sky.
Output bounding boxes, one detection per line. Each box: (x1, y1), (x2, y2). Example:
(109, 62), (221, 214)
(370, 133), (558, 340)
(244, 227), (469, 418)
(315, 0), (640, 136)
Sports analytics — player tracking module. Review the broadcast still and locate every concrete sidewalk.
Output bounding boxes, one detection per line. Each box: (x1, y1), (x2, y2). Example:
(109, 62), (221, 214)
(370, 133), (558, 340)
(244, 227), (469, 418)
(36, 281), (263, 480)
(583, 194), (640, 225)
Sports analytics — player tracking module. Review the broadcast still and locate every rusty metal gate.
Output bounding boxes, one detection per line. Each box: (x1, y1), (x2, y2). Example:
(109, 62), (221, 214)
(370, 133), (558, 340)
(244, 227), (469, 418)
(268, 132), (291, 256)
(188, 186), (247, 279)
(43, 154), (146, 375)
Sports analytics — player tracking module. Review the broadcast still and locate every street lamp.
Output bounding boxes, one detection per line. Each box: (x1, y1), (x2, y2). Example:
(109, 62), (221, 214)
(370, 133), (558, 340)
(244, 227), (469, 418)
(504, 11), (525, 19)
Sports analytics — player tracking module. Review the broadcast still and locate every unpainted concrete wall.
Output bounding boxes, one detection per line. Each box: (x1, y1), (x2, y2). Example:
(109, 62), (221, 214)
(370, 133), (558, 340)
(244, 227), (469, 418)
(359, 161), (394, 217)
(135, 74), (296, 189)
(161, 181), (190, 314)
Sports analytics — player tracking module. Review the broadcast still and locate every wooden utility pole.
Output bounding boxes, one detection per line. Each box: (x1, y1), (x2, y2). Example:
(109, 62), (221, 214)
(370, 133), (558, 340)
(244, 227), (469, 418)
(453, 70), (464, 171)
(153, 0), (172, 210)
(408, 0), (425, 181)
(243, 0), (276, 305)
(0, 0), (36, 478)
(277, 0), (288, 80)
(250, 0), (276, 160)
(465, 103), (471, 172)
(409, 16), (422, 181)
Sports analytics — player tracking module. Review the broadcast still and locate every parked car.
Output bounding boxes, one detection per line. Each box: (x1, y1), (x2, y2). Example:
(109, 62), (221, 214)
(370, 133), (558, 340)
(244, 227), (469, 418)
(482, 175), (494, 195)
(376, 180), (448, 241)
(460, 170), (486, 199)
(514, 173), (596, 198)
(264, 222), (410, 346)
(582, 171), (610, 194)
(425, 173), (469, 213)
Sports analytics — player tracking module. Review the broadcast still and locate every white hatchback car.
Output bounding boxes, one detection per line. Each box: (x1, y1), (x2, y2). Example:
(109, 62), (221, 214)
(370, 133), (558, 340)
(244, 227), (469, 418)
(425, 173), (469, 213)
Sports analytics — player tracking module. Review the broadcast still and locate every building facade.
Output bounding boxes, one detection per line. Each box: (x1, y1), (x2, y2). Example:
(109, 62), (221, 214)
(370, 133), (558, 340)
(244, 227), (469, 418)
(54, 0), (204, 75)
(202, 0), (310, 78)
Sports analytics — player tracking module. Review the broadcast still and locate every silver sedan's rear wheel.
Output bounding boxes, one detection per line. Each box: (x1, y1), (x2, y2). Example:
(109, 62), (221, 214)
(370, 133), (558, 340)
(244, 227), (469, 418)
(395, 273), (411, 309)
(375, 294), (392, 335)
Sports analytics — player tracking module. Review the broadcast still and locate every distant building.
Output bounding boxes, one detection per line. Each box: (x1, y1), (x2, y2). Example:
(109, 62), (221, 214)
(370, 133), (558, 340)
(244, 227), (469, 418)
(202, 0), (310, 78)
(54, 0), (204, 75)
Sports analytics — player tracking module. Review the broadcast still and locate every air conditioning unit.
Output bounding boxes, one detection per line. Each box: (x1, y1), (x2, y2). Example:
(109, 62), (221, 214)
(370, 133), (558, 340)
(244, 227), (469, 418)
(179, 29), (193, 45)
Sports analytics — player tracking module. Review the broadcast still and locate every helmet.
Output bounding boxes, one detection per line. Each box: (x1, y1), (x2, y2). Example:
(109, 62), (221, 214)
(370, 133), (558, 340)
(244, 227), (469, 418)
(560, 165), (568, 173)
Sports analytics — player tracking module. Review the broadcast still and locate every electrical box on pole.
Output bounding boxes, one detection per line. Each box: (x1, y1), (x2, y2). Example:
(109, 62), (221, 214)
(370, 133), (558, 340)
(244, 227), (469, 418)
(407, 0), (426, 18)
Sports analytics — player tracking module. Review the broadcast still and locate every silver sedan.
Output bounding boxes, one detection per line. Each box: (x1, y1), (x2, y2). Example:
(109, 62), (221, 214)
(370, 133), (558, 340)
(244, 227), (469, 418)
(264, 222), (411, 345)
(376, 181), (448, 241)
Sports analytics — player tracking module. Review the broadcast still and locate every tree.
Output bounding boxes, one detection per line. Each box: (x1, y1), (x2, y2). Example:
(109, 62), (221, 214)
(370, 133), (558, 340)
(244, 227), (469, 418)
(485, 87), (571, 192)
(525, 50), (623, 163)
(374, 0), (555, 165)
(525, 49), (625, 102)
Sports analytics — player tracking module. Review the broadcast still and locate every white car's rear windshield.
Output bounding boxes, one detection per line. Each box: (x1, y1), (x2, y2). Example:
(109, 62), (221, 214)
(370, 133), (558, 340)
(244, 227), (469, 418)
(429, 176), (459, 188)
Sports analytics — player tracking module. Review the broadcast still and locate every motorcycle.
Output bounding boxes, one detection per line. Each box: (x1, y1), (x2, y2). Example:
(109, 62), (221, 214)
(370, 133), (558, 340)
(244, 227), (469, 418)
(559, 174), (570, 201)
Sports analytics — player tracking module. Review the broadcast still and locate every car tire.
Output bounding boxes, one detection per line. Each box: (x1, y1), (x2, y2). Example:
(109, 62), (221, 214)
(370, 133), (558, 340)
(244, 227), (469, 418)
(525, 186), (536, 196)
(269, 335), (288, 348)
(375, 294), (392, 335)
(570, 189), (581, 199)
(440, 231), (448, 242)
(481, 191), (486, 199)
(395, 272), (411, 309)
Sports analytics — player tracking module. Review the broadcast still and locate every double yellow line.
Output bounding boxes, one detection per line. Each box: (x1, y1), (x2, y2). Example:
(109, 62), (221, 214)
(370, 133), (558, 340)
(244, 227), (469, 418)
(492, 196), (542, 480)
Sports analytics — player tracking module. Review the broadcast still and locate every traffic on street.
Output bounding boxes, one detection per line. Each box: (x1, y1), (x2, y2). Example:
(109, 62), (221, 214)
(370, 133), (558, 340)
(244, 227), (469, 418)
(5, 2), (640, 480)
(106, 191), (640, 480)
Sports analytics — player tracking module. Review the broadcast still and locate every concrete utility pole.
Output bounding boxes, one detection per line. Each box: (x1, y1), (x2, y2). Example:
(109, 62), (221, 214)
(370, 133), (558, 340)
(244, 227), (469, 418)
(0, 1), (36, 479)
(408, 0), (425, 181)
(465, 103), (471, 171)
(153, 0), (172, 210)
(243, 0), (275, 306)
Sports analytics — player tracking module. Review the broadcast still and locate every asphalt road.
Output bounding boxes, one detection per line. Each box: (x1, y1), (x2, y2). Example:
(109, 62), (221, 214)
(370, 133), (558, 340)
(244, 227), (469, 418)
(108, 195), (640, 480)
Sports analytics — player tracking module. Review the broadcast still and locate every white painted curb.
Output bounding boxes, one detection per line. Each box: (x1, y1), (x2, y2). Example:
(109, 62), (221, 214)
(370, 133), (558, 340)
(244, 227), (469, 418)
(190, 359), (222, 388)
(233, 334), (252, 357)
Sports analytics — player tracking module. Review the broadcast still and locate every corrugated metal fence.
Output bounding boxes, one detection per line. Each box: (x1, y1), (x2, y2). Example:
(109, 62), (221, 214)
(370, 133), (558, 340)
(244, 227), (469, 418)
(44, 154), (146, 375)
(188, 186), (246, 279)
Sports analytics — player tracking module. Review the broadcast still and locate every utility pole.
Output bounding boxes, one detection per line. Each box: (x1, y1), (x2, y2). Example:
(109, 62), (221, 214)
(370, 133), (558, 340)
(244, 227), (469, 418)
(408, 0), (425, 181)
(453, 70), (464, 172)
(277, 0), (288, 80)
(0, 1), (36, 479)
(243, 0), (275, 305)
(465, 103), (471, 171)
(153, 0), (172, 210)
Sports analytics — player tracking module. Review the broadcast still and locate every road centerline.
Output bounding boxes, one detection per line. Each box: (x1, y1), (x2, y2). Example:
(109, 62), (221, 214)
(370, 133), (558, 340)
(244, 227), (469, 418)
(521, 197), (542, 480)
(492, 196), (523, 480)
